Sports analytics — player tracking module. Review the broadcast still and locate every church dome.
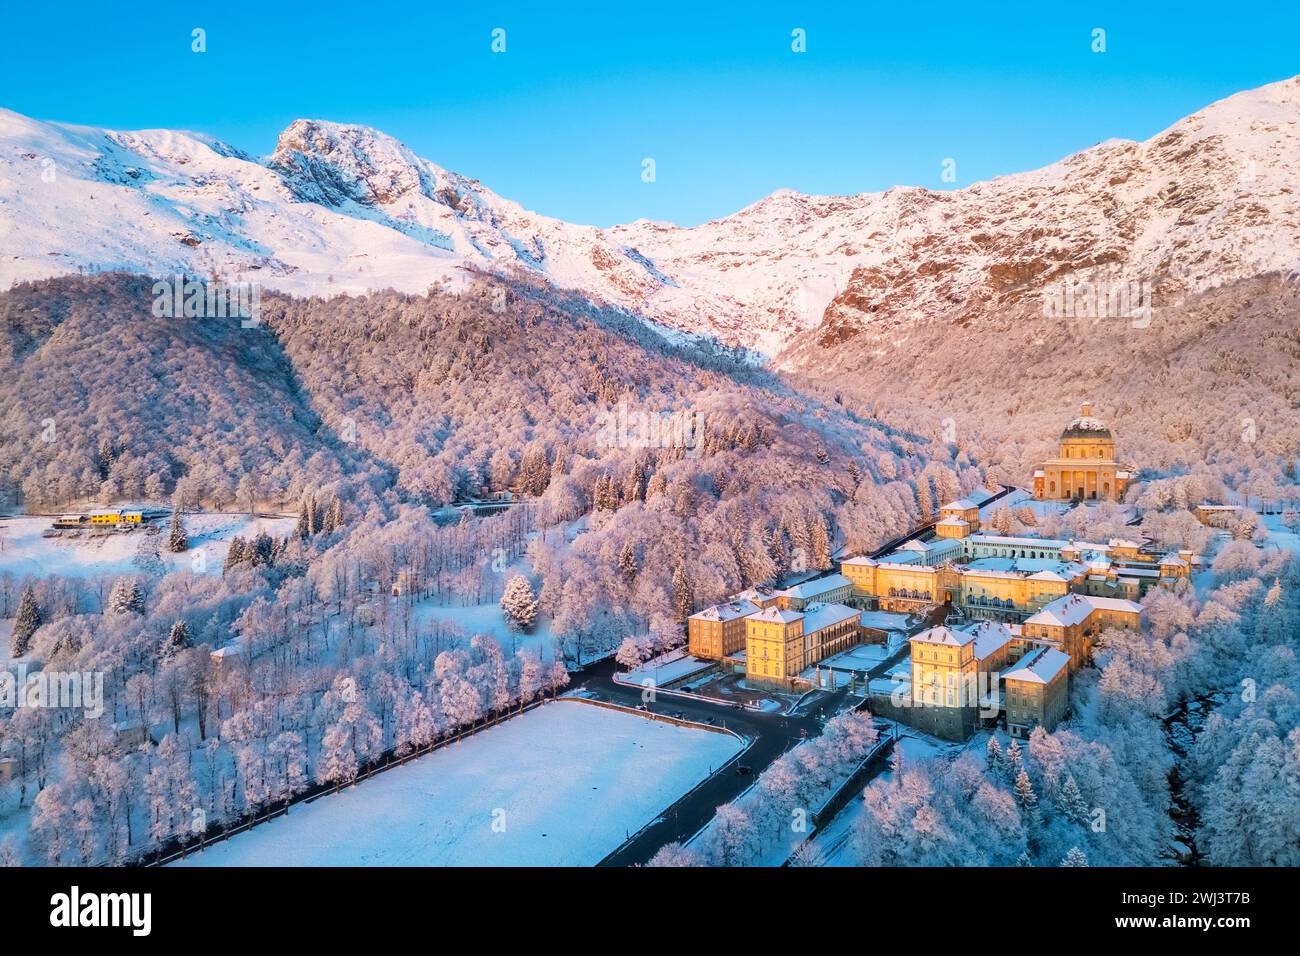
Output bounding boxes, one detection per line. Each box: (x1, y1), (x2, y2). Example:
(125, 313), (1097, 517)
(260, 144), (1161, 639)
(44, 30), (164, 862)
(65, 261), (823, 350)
(1060, 402), (1112, 441)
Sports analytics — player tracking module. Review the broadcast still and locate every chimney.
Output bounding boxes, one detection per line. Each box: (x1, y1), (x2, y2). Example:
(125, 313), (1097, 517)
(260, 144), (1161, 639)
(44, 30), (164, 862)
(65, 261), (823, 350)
(1079, 401), (1093, 417)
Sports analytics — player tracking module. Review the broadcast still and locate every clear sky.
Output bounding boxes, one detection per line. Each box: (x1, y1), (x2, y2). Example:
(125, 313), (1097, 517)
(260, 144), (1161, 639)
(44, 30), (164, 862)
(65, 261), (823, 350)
(2, 2), (1297, 227)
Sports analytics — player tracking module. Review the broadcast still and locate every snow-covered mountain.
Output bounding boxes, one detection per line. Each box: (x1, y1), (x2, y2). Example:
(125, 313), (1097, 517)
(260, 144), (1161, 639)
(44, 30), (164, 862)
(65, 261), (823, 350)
(2, 75), (1298, 361)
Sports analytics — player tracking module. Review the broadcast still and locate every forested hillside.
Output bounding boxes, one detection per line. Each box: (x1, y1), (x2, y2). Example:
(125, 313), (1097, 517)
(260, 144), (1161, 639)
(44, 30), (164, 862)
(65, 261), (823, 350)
(797, 273), (1300, 496)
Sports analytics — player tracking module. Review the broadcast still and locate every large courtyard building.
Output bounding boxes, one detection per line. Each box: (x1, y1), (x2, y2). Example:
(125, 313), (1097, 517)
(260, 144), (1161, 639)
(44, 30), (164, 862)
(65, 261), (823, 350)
(744, 602), (859, 684)
(1033, 402), (1132, 502)
(842, 532), (1189, 623)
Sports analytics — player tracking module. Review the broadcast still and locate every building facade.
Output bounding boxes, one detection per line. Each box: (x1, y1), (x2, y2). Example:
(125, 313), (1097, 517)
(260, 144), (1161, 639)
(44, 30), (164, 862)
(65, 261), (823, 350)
(1021, 593), (1143, 670)
(745, 602), (859, 685)
(1004, 647), (1071, 737)
(688, 599), (761, 659)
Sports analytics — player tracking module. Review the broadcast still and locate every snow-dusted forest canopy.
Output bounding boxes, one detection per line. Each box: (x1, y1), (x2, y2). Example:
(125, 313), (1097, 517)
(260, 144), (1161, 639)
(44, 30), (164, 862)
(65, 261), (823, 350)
(0, 269), (1296, 867)
(0, 272), (966, 864)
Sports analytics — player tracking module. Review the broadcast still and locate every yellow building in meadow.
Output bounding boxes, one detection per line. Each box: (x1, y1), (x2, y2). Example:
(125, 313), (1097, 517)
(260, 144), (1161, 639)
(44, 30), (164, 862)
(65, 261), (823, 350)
(1033, 402), (1132, 502)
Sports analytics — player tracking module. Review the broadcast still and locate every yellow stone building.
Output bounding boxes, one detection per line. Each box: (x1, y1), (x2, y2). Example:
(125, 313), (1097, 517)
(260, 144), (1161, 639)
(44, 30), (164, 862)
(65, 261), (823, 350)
(935, 498), (981, 539)
(745, 603), (859, 684)
(1021, 593), (1143, 670)
(688, 599), (760, 659)
(1033, 402), (1132, 502)
(1003, 646), (1071, 738)
(910, 622), (1014, 709)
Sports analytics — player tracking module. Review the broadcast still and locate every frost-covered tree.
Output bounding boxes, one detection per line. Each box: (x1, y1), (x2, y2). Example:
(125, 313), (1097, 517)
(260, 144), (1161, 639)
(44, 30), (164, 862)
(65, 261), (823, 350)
(616, 636), (647, 670)
(1060, 846), (1090, 867)
(11, 584), (41, 657)
(500, 575), (538, 631)
(108, 577), (144, 615)
(167, 507), (188, 553)
(159, 620), (191, 660)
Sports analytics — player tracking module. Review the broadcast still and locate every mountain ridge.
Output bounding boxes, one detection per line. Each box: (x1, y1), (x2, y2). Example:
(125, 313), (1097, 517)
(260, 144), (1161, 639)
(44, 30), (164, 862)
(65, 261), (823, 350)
(2, 74), (1298, 360)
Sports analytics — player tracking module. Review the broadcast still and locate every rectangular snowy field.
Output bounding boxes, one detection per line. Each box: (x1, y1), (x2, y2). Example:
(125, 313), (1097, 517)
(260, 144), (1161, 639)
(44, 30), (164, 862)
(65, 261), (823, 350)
(174, 700), (741, 867)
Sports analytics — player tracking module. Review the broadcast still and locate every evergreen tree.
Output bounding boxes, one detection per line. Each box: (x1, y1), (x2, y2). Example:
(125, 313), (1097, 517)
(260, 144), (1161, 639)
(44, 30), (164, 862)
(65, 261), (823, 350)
(167, 507), (188, 553)
(916, 479), (934, 521)
(1060, 774), (1090, 825)
(11, 585), (41, 657)
(619, 541), (638, 581)
(986, 736), (1003, 772)
(672, 564), (692, 625)
(224, 536), (247, 574)
(329, 495), (344, 531)
(1013, 767), (1038, 811)
(249, 531), (275, 567)
(108, 577), (144, 615)
(500, 575), (539, 631)
(809, 515), (832, 570)
(1006, 738), (1023, 776)
(160, 620), (192, 660)
(645, 472), (667, 500)
(1060, 846), (1090, 867)
(1016, 851), (1032, 867)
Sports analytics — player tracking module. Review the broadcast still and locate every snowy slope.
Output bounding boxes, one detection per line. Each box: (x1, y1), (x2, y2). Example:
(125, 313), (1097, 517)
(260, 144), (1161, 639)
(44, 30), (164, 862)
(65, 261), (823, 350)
(2, 75), (1298, 359)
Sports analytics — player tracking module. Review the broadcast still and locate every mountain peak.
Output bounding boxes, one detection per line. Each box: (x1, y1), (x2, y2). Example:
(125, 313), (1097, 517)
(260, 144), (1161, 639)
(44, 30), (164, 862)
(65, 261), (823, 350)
(269, 118), (436, 207)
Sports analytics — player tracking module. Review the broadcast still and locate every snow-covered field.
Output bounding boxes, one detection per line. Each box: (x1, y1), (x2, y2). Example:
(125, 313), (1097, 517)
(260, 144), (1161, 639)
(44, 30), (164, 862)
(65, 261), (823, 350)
(174, 700), (741, 867)
(409, 594), (557, 659)
(0, 513), (295, 580)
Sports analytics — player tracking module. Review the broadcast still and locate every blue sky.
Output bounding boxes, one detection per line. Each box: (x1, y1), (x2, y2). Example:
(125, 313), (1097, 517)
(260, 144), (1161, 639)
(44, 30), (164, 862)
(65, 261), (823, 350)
(2, 2), (1296, 226)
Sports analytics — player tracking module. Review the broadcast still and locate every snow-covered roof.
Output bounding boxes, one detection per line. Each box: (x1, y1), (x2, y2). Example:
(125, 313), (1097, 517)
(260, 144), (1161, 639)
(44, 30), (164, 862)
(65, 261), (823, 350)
(840, 555), (877, 567)
(969, 533), (1069, 549)
(691, 600), (760, 623)
(732, 586), (777, 602)
(1004, 647), (1071, 685)
(911, 625), (972, 647)
(936, 517), (970, 528)
(971, 621), (1015, 661)
(1159, 553), (1189, 567)
(1082, 596), (1144, 613)
(1024, 593), (1143, 629)
(1026, 569), (1071, 582)
(941, 498), (980, 511)
(779, 573), (851, 600)
(858, 610), (912, 632)
(751, 607), (803, 626)
(801, 602), (860, 634)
